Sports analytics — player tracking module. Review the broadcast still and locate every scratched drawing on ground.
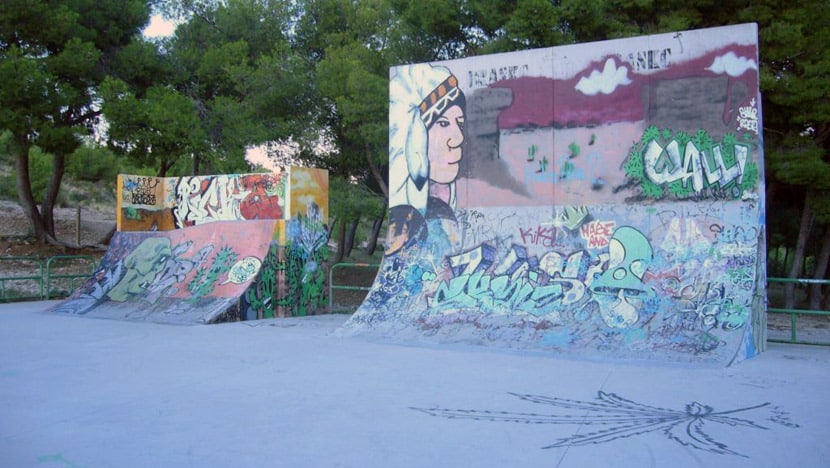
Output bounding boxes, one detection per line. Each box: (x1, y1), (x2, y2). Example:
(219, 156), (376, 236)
(412, 391), (799, 457)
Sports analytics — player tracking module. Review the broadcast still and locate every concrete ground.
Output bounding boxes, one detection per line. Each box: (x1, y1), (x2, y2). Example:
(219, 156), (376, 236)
(1, 301), (828, 468)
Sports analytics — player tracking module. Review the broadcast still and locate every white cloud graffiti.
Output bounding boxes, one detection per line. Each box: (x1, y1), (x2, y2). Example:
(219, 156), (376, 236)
(706, 51), (758, 77)
(575, 58), (632, 96)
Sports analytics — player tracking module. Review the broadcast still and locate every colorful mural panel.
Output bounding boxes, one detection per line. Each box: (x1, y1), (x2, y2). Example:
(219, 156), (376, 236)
(172, 172), (288, 228)
(289, 167), (329, 225)
(117, 172), (290, 231)
(343, 24), (766, 364)
(243, 203), (330, 319)
(117, 175), (175, 231)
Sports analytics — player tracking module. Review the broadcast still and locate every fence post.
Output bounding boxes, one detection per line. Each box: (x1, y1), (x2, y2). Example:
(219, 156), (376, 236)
(45, 255), (97, 300)
(767, 277), (830, 346)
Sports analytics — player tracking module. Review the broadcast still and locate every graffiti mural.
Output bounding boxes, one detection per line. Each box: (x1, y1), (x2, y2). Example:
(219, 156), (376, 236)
(244, 203), (329, 319)
(117, 172), (289, 231)
(57, 167), (329, 324)
(51, 220), (277, 324)
(343, 24), (766, 364)
(117, 175), (176, 231)
(172, 173), (287, 227)
(625, 127), (759, 200)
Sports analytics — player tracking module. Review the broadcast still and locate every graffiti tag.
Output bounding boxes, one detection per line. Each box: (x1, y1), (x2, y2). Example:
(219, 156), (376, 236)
(623, 48), (672, 71)
(467, 64), (530, 88)
(580, 220), (616, 248)
(519, 225), (557, 247)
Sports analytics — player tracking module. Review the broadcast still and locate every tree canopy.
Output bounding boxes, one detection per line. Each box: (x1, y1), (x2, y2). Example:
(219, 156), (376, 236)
(0, 0), (151, 241)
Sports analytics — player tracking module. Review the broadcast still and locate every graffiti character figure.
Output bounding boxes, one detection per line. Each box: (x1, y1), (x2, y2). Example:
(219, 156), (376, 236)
(106, 237), (211, 303)
(106, 238), (174, 302)
(589, 226), (656, 328)
(239, 174), (284, 220)
(386, 64), (466, 255)
(143, 242), (213, 303)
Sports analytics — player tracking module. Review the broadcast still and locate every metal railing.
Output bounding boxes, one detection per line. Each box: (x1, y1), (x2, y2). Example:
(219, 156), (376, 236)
(328, 262), (379, 314)
(0, 255), (96, 303)
(45, 256), (97, 299)
(767, 277), (830, 346)
(0, 256), (44, 302)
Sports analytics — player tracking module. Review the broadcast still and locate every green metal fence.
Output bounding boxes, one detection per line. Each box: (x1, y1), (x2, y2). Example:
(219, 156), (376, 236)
(0, 256), (44, 302)
(4, 257), (828, 348)
(0, 256), (96, 303)
(328, 262), (379, 314)
(767, 277), (830, 346)
(45, 256), (97, 299)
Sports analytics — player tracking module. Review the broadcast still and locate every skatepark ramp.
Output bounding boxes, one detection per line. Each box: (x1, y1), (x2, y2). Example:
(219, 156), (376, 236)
(52, 168), (329, 324)
(340, 24), (767, 365)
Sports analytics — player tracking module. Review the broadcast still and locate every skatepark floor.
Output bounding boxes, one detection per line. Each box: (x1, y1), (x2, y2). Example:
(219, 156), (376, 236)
(1, 301), (828, 468)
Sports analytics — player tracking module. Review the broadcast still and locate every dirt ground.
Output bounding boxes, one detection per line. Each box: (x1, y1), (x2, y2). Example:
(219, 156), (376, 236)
(0, 200), (114, 258)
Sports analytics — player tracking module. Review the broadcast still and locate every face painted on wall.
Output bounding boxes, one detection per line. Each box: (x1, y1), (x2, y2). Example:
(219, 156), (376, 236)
(427, 105), (465, 185)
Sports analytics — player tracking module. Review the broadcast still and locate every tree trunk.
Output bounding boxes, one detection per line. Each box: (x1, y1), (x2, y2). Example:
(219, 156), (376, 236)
(364, 210), (385, 256)
(344, 219), (358, 258)
(765, 180), (777, 217)
(809, 224), (830, 310)
(14, 145), (48, 242)
(40, 152), (66, 238)
(785, 194), (813, 310)
(332, 218), (346, 264)
(365, 143), (388, 198)
(158, 159), (175, 177)
(327, 215), (337, 239)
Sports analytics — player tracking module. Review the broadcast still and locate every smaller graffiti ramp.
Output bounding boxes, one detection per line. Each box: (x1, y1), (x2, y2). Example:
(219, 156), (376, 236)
(51, 220), (278, 325)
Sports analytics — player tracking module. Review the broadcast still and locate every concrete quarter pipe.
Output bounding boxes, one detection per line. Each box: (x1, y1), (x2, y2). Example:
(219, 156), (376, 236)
(342, 24), (766, 365)
(51, 220), (278, 324)
(52, 168), (330, 323)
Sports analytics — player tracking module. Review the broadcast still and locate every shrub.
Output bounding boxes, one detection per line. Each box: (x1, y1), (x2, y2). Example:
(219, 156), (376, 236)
(66, 144), (122, 182)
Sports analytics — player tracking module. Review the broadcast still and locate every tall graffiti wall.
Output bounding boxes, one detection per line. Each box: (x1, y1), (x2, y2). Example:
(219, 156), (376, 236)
(58, 167), (330, 322)
(343, 24), (766, 364)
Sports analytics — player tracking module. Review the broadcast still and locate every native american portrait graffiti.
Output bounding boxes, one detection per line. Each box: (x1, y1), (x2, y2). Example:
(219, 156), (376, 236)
(387, 63), (466, 255)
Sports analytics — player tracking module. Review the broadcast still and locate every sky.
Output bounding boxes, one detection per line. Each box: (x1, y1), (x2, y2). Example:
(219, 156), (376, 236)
(143, 14), (177, 38)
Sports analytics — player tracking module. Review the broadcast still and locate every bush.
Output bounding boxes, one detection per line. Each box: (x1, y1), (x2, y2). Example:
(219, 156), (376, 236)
(27, 146), (52, 200)
(0, 130), (14, 165)
(66, 144), (123, 182)
(0, 144), (68, 201)
(0, 174), (16, 200)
